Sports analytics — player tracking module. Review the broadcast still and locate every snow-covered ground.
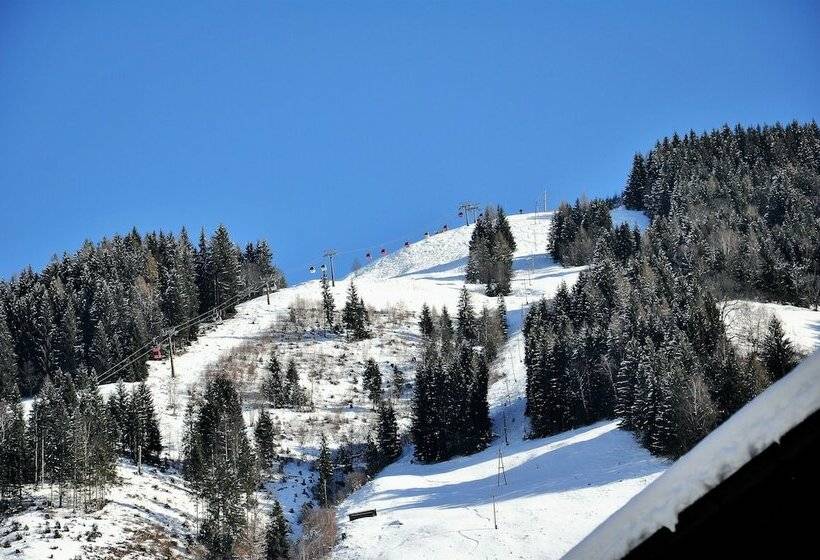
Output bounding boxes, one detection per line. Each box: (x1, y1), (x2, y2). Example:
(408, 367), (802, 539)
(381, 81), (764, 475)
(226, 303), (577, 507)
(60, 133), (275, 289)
(6, 206), (815, 560)
(723, 300), (820, 355)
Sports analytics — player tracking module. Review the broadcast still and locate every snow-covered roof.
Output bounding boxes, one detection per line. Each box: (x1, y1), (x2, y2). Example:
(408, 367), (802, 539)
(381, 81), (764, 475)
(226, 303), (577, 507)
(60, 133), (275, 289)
(564, 350), (820, 560)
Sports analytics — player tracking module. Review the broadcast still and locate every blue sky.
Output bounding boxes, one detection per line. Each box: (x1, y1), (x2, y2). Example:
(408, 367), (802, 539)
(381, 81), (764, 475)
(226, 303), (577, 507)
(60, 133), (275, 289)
(1, 1), (818, 282)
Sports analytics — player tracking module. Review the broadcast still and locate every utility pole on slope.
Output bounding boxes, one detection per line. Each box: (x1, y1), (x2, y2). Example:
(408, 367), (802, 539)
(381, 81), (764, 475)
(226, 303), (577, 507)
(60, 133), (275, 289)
(165, 328), (176, 379)
(324, 250), (337, 287)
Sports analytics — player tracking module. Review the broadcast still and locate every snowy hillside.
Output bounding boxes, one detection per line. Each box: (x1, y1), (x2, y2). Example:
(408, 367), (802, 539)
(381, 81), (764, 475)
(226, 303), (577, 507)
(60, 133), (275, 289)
(6, 206), (815, 560)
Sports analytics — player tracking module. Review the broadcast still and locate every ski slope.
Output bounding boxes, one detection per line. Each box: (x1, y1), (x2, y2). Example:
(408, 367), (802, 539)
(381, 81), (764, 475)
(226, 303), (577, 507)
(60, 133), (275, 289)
(9, 205), (816, 560)
(330, 209), (668, 559)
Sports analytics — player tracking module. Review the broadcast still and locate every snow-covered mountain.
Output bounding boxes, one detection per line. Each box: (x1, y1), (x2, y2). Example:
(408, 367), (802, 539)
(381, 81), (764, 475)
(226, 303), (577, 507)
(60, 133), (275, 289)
(4, 208), (818, 560)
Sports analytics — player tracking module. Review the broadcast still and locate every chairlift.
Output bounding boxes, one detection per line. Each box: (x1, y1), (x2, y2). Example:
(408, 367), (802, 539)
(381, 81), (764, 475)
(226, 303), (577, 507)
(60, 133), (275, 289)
(309, 265), (316, 274)
(380, 248), (387, 255)
(404, 241), (410, 247)
(320, 264), (327, 273)
(150, 345), (163, 360)
(365, 252), (372, 260)
(443, 224), (448, 231)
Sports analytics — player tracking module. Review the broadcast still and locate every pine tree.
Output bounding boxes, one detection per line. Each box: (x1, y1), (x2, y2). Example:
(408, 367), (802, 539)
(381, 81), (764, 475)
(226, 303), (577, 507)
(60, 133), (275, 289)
(342, 282), (369, 340)
(265, 499), (290, 560)
(411, 344), (437, 463)
(183, 376), (256, 557)
(377, 400), (401, 465)
(761, 316), (799, 381)
(316, 434), (333, 506)
(362, 359), (382, 403)
(107, 379), (131, 453)
(71, 371), (117, 509)
(438, 307), (454, 356)
(128, 382), (161, 474)
(364, 433), (380, 477)
(0, 308), (20, 403)
(210, 225), (242, 316)
(455, 287), (477, 346)
(177, 227), (200, 340)
(418, 304), (435, 338)
(261, 351), (285, 407)
(283, 360), (305, 408)
(320, 273), (335, 328)
(623, 153), (647, 209)
(390, 364), (405, 399)
(496, 295), (508, 339)
(255, 409), (276, 469)
(196, 227), (214, 314)
(467, 356), (492, 452)
(0, 375), (25, 500)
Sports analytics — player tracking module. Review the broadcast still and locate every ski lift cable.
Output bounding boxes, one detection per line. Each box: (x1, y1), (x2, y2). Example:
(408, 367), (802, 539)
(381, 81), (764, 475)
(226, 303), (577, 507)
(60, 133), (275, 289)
(96, 276), (273, 385)
(96, 204), (504, 387)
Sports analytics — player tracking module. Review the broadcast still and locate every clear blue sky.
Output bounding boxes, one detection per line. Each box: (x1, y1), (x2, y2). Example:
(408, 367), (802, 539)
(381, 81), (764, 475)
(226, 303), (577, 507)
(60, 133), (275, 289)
(1, 1), (818, 283)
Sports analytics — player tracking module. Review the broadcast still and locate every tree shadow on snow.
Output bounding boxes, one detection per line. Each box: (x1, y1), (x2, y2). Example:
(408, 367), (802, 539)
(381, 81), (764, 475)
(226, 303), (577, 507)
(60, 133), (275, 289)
(373, 422), (667, 513)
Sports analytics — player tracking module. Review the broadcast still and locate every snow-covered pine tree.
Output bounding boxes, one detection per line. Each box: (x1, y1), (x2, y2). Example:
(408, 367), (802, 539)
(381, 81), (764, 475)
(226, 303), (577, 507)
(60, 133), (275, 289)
(362, 358), (382, 403)
(261, 351), (285, 407)
(210, 225), (242, 316)
(72, 370), (117, 509)
(342, 282), (370, 340)
(107, 379), (130, 454)
(377, 400), (401, 466)
(418, 304), (435, 338)
(411, 344), (437, 463)
(316, 433), (333, 506)
(177, 227), (201, 341)
(0, 317), (25, 500)
(623, 153), (647, 210)
(195, 227), (214, 314)
(438, 307), (454, 357)
(283, 359), (306, 408)
(320, 273), (335, 328)
(455, 287), (477, 346)
(265, 499), (290, 560)
(128, 382), (161, 474)
(255, 409), (275, 469)
(761, 315), (799, 381)
(390, 364), (405, 399)
(183, 376), (257, 557)
(364, 433), (380, 477)
(467, 355), (492, 452)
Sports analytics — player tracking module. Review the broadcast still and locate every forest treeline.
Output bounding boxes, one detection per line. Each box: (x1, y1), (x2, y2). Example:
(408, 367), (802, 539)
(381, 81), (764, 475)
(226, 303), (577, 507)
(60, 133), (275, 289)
(0, 224), (285, 396)
(529, 122), (815, 457)
(552, 121), (820, 307)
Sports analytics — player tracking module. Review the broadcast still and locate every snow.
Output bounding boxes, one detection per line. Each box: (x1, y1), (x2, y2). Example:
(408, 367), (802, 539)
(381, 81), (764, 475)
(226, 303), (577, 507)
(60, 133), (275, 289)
(330, 325), (667, 560)
(564, 349), (820, 560)
(609, 206), (650, 231)
(723, 300), (820, 355)
(333, 420), (664, 560)
(327, 211), (666, 559)
(6, 206), (809, 560)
